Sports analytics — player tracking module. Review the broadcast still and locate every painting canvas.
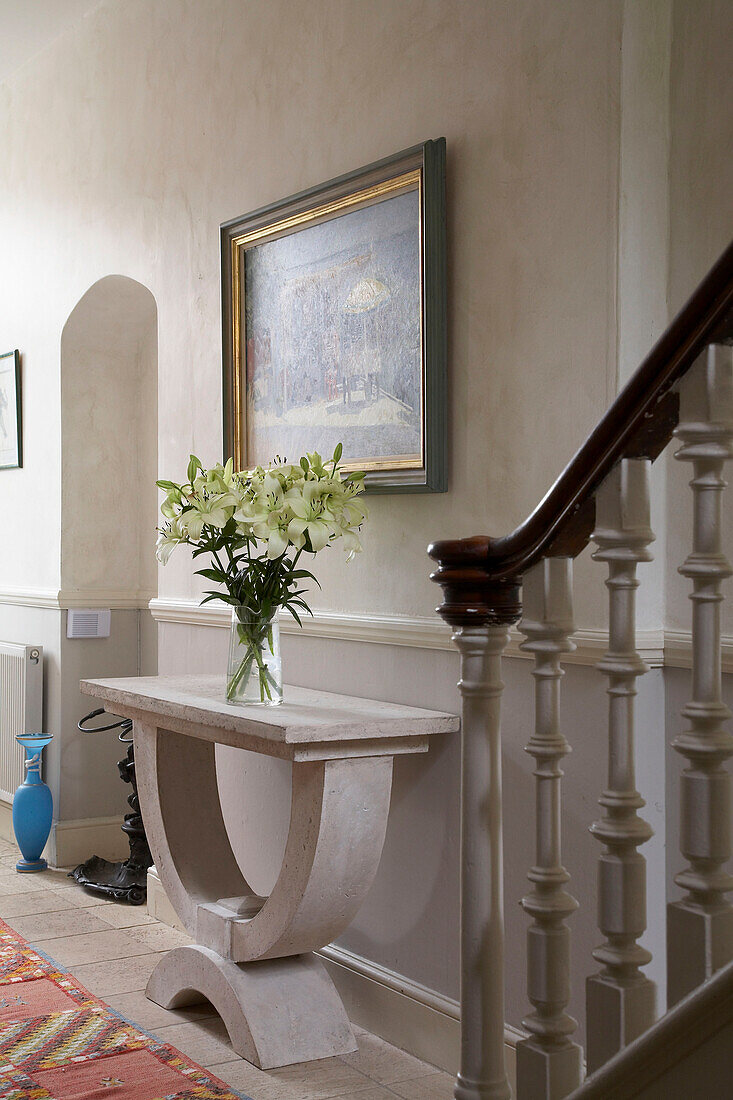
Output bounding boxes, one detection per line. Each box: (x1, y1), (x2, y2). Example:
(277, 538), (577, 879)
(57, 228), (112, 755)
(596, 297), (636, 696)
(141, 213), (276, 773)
(222, 139), (447, 492)
(244, 189), (421, 472)
(0, 351), (21, 469)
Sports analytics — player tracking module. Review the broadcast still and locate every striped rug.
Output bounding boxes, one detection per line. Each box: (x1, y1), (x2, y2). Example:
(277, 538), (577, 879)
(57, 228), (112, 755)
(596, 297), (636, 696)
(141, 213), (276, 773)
(0, 918), (252, 1099)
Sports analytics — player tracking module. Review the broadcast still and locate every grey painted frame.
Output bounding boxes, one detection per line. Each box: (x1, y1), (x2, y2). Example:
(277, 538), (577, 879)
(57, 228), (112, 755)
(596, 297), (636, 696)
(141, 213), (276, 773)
(0, 350), (22, 470)
(221, 138), (447, 493)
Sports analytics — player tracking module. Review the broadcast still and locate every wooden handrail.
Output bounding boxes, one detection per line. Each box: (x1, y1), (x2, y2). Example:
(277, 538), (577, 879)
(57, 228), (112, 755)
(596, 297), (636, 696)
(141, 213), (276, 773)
(429, 239), (733, 626)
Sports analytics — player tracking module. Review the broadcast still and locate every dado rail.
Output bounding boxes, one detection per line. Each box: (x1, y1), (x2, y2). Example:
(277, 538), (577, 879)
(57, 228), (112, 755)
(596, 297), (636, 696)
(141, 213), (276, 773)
(429, 240), (733, 1100)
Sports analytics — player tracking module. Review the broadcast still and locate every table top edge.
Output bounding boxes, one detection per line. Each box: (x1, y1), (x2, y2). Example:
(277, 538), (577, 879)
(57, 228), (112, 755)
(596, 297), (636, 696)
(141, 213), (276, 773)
(80, 675), (460, 744)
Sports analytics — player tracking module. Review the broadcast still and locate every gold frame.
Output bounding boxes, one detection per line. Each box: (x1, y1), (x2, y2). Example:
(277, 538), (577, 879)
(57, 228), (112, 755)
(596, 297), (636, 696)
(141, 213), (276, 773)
(230, 170), (422, 473)
(221, 139), (447, 493)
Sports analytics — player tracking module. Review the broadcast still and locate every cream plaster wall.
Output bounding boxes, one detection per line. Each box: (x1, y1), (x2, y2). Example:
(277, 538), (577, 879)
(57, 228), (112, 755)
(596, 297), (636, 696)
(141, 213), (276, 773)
(617, 0), (671, 638)
(617, 0), (672, 395)
(0, 0), (624, 622)
(60, 275), (158, 599)
(58, 609), (151, 821)
(664, 0), (733, 635)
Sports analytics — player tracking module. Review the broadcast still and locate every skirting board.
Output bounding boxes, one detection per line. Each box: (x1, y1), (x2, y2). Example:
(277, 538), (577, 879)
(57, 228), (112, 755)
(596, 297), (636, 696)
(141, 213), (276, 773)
(0, 802), (12, 852)
(147, 865), (185, 931)
(146, 866), (523, 1080)
(47, 816), (130, 868)
(0, 801), (129, 868)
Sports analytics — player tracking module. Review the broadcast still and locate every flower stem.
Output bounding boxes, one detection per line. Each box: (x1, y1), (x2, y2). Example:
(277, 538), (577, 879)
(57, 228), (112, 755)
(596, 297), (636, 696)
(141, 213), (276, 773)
(227, 614), (279, 703)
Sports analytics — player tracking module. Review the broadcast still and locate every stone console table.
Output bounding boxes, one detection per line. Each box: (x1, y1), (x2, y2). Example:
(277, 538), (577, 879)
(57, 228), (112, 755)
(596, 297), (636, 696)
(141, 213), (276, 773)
(80, 675), (458, 1069)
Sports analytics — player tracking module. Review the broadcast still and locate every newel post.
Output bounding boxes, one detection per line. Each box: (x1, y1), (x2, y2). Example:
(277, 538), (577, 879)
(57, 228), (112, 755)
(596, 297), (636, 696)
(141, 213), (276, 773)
(429, 538), (521, 1100)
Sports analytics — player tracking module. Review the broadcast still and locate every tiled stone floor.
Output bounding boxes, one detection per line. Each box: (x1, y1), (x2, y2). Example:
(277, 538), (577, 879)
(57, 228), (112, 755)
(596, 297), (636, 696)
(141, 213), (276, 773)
(0, 837), (454, 1099)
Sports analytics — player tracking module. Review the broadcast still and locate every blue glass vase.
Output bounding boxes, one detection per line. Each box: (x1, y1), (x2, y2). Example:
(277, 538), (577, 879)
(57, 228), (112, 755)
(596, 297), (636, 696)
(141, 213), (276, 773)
(13, 733), (53, 873)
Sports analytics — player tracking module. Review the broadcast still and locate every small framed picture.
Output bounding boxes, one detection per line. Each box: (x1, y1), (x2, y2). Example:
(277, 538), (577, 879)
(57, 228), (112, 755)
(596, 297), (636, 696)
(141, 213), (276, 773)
(221, 139), (447, 492)
(0, 350), (21, 470)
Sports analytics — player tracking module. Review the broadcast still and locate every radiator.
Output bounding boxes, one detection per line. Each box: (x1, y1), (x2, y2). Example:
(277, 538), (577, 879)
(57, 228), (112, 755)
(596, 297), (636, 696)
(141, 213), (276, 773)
(0, 643), (43, 803)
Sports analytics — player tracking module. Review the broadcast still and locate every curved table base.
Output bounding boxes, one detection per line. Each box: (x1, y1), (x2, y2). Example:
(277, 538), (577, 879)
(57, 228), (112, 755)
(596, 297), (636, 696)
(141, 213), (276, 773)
(146, 944), (356, 1070)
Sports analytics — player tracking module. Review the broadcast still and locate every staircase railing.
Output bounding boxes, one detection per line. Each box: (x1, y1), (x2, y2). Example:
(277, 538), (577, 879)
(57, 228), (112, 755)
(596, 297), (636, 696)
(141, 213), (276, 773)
(428, 240), (733, 1100)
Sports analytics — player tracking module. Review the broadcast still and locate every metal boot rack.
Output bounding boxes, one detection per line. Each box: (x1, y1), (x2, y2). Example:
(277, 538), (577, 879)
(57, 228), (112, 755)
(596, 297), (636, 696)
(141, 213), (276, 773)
(69, 708), (153, 904)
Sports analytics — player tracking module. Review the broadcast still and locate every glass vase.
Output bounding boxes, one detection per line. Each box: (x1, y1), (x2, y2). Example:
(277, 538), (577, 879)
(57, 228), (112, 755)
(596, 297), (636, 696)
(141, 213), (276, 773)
(226, 607), (282, 706)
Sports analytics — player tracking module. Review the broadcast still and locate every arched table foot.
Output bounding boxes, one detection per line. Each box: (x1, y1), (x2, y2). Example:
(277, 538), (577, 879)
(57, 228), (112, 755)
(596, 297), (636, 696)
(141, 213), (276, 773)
(146, 944), (357, 1070)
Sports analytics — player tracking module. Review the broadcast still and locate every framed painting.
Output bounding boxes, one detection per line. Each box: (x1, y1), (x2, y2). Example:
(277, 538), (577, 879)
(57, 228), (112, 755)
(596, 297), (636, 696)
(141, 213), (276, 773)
(221, 138), (447, 492)
(0, 350), (21, 470)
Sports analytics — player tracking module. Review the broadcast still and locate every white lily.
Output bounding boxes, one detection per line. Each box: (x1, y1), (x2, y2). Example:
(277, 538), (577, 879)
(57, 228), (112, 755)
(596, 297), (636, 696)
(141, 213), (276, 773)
(179, 493), (236, 539)
(340, 528), (363, 562)
(235, 473), (283, 529)
(155, 517), (185, 564)
(285, 479), (336, 551)
(160, 496), (179, 520)
(253, 515), (290, 559)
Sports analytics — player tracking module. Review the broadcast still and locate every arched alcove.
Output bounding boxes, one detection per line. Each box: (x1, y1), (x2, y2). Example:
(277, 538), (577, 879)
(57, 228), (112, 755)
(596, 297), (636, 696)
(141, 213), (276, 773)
(61, 276), (158, 600)
(58, 275), (158, 824)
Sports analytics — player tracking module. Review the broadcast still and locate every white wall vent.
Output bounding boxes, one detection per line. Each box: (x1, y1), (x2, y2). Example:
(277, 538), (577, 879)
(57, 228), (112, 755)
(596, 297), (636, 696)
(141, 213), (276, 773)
(67, 609), (111, 639)
(0, 642), (43, 803)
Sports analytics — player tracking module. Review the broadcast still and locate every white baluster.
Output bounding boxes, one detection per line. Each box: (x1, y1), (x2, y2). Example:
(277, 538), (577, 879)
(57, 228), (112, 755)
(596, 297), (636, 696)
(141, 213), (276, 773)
(668, 344), (733, 1007)
(517, 558), (583, 1099)
(586, 458), (656, 1073)
(453, 626), (512, 1100)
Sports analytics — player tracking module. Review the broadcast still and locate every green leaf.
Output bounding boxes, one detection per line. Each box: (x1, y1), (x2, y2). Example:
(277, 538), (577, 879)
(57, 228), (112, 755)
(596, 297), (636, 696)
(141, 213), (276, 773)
(286, 605), (303, 627)
(194, 568), (226, 582)
(206, 591), (240, 606)
(300, 456), (309, 474)
(332, 442), (342, 465)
